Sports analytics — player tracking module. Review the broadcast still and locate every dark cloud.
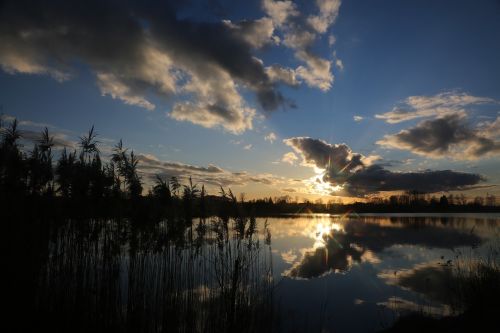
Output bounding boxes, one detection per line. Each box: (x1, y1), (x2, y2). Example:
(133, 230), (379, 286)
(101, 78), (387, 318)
(137, 4), (281, 106)
(0, 0), (288, 132)
(0, 0), (341, 133)
(344, 165), (484, 196)
(284, 136), (485, 196)
(377, 114), (500, 159)
(284, 137), (366, 173)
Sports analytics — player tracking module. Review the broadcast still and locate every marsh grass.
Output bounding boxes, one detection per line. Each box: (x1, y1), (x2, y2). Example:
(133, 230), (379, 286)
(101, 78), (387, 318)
(382, 242), (500, 332)
(449, 244), (500, 315)
(29, 196), (274, 333)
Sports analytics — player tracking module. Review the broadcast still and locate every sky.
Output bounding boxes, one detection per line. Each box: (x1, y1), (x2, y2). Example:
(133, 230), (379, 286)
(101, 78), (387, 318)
(1, 0), (500, 201)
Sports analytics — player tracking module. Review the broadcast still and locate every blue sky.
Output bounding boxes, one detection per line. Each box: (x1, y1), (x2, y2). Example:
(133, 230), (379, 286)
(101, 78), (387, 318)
(1, 0), (499, 200)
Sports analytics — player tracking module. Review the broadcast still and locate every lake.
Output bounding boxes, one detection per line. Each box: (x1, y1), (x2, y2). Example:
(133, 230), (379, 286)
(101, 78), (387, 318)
(30, 213), (500, 332)
(267, 213), (500, 332)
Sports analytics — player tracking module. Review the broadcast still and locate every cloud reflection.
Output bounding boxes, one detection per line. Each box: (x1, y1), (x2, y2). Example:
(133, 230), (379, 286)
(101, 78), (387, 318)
(282, 216), (483, 279)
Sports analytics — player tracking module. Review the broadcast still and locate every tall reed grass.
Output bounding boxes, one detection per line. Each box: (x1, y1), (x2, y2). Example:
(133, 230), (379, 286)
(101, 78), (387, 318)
(32, 195), (275, 333)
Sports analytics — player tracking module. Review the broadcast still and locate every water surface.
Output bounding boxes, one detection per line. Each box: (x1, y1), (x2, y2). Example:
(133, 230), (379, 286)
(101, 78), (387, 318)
(266, 213), (500, 332)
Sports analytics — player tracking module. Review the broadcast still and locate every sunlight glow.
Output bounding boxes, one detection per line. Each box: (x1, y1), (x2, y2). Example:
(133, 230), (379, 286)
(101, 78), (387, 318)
(311, 221), (343, 249)
(306, 173), (344, 196)
(313, 166), (326, 175)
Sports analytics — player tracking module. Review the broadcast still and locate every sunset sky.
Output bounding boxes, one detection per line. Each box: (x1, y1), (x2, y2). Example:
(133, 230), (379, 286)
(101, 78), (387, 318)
(1, 0), (500, 201)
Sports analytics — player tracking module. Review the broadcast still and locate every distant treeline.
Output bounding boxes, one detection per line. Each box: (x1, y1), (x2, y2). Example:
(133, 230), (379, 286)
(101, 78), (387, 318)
(1, 119), (498, 219)
(242, 193), (499, 215)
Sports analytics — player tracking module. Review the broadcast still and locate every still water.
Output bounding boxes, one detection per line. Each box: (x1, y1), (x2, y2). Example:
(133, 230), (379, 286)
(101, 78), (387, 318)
(265, 213), (500, 332)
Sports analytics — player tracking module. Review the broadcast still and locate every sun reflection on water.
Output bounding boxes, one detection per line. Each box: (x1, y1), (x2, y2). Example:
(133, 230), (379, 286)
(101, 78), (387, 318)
(311, 220), (344, 249)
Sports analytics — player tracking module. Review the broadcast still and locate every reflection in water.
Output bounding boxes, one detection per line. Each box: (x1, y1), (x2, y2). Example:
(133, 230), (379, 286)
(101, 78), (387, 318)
(288, 228), (363, 278)
(311, 221), (344, 249)
(32, 217), (274, 333)
(384, 263), (456, 305)
(280, 215), (485, 279)
(267, 214), (499, 333)
(24, 214), (499, 333)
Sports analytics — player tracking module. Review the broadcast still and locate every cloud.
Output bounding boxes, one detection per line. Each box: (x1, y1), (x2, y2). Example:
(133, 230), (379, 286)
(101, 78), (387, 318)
(1, 114), (77, 149)
(1, 114), (55, 129)
(137, 153), (291, 189)
(262, 0), (299, 27)
(282, 152), (299, 165)
(307, 0), (341, 34)
(265, 65), (299, 86)
(295, 52), (333, 91)
(223, 17), (276, 49)
(375, 91), (497, 124)
(96, 72), (157, 111)
(169, 101), (255, 134)
(1, 115), (297, 193)
(264, 132), (277, 143)
(283, 136), (484, 196)
(328, 35), (336, 46)
(283, 137), (370, 172)
(263, 0), (341, 91)
(353, 115), (364, 122)
(343, 165), (484, 196)
(334, 58), (344, 71)
(377, 113), (500, 159)
(0, 0), (342, 133)
(137, 154), (224, 174)
(20, 129), (77, 149)
(243, 144), (253, 150)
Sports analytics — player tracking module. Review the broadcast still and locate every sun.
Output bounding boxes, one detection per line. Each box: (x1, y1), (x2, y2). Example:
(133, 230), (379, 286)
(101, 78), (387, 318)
(306, 172), (344, 196)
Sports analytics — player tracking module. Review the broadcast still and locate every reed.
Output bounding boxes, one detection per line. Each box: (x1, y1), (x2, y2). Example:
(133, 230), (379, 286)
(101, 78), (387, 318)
(30, 195), (275, 333)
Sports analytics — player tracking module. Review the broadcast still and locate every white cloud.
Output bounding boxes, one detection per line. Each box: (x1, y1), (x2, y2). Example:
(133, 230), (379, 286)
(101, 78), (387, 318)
(265, 132), (277, 143)
(282, 151), (299, 164)
(265, 65), (299, 86)
(170, 66), (256, 133)
(263, 0), (341, 92)
(353, 115), (364, 122)
(262, 0), (299, 27)
(375, 91), (497, 124)
(307, 0), (341, 34)
(169, 102), (255, 134)
(295, 52), (333, 91)
(328, 34), (336, 46)
(97, 72), (156, 111)
(335, 58), (344, 71)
